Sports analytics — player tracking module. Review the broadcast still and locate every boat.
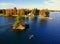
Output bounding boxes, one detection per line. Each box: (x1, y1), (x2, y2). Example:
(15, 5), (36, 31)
(29, 35), (34, 39)
(28, 13), (35, 17)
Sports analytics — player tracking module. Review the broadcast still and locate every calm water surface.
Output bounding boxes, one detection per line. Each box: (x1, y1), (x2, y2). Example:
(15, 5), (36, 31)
(0, 12), (60, 44)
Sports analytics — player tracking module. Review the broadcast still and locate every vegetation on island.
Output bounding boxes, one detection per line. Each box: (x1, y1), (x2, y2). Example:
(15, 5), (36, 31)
(0, 7), (50, 19)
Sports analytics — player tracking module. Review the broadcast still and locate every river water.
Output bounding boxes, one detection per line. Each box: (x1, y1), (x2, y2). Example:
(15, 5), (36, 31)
(0, 12), (60, 44)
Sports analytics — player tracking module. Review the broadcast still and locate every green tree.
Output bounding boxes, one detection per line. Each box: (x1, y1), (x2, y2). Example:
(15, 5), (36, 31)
(3, 9), (6, 16)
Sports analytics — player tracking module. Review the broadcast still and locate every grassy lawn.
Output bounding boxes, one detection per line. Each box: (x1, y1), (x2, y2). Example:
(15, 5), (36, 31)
(0, 14), (3, 16)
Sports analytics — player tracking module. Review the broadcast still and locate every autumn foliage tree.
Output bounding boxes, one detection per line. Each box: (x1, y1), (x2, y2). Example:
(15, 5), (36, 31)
(40, 9), (49, 17)
(6, 9), (12, 16)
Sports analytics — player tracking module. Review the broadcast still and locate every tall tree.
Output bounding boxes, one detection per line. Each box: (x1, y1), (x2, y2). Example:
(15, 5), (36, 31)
(13, 7), (17, 15)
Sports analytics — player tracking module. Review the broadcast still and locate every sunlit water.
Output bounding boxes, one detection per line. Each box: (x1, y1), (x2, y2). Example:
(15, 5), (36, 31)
(0, 12), (60, 44)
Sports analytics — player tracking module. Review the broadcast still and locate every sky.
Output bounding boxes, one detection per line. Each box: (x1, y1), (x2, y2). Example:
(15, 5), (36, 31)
(0, 0), (60, 10)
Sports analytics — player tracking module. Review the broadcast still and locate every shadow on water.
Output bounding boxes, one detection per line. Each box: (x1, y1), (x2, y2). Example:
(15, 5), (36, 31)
(40, 19), (47, 25)
(39, 19), (48, 31)
(25, 16), (37, 21)
(12, 29), (27, 35)
(0, 26), (29, 44)
(6, 16), (16, 19)
(13, 30), (28, 44)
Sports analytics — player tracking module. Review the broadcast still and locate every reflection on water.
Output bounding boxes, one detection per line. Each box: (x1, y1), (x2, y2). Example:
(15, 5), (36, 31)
(40, 19), (47, 24)
(1, 12), (60, 44)
(28, 16), (37, 21)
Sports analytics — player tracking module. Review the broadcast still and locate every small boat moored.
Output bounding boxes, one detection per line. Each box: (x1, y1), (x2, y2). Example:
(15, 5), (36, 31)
(29, 34), (34, 39)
